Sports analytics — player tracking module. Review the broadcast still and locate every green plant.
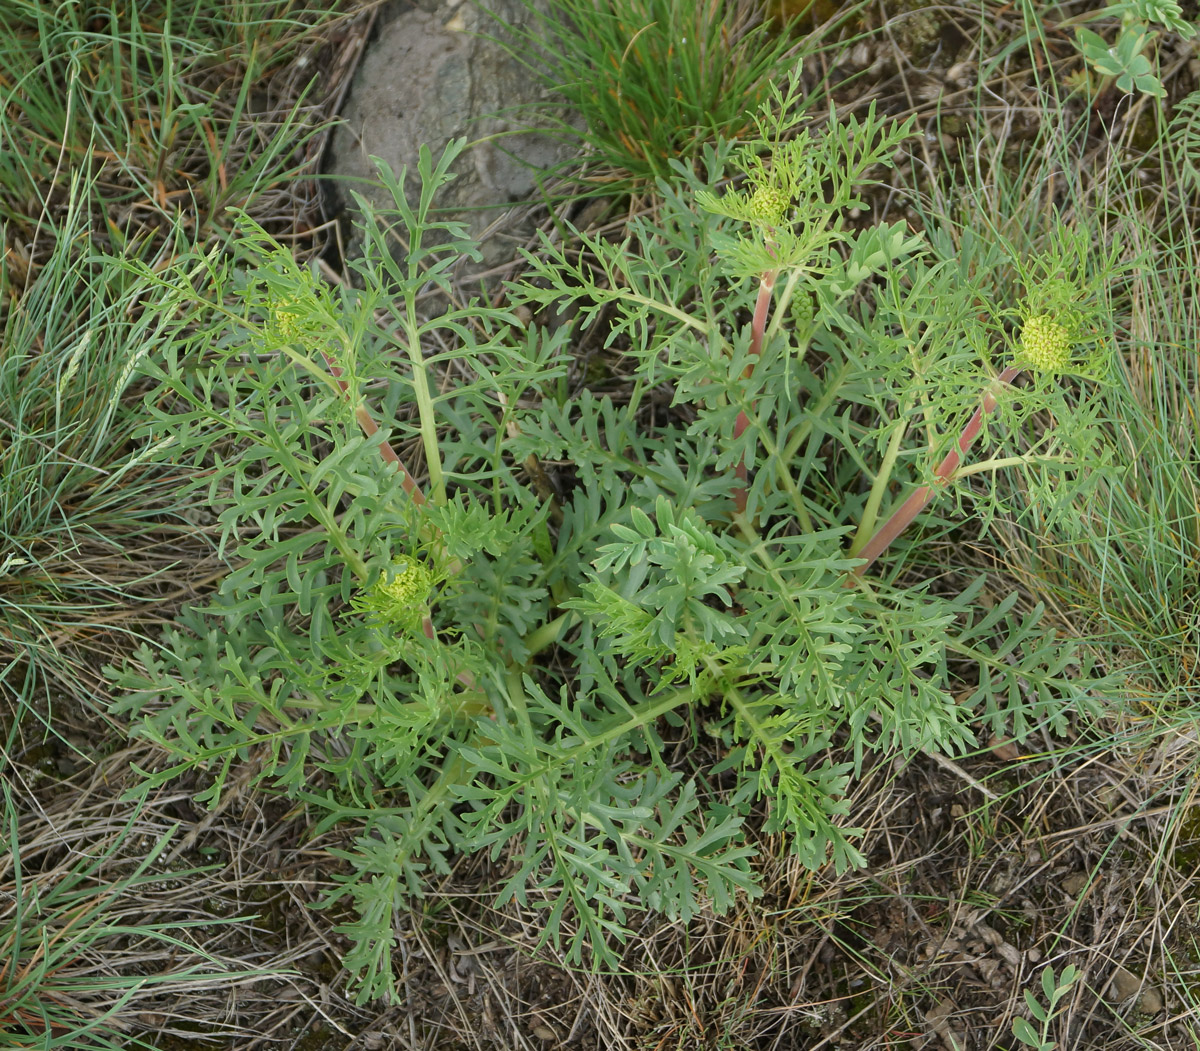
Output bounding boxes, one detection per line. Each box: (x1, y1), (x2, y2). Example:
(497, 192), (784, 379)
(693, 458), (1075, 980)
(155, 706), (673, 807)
(1070, 0), (1196, 98)
(112, 77), (1116, 1004)
(1011, 964), (1080, 1050)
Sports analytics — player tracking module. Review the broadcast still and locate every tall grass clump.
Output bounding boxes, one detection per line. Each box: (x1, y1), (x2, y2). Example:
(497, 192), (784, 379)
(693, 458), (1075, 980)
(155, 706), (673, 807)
(0, 179), (201, 727)
(0, 766), (273, 1049)
(0, 0), (340, 244)
(492, 0), (850, 186)
(0, 0), (358, 728)
(1054, 92), (1200, 702)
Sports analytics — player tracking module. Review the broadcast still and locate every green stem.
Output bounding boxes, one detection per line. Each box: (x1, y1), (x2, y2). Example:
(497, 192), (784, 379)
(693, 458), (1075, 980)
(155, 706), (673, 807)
(849, 413), (910, 558)
(735, 387), (812, 533)
(524, 612), (579, 660)
(777, 358), (852, 467)
(763, 269), (804, 348)
(522, 683), (705, 780)
(615, 292), (713, 335)
(952, 453), (1067, 479)
(769, 359), (853, 533)
(267, 434), (369, 581)
(399, 301), (447, 506)
(388, 208), (446, 505)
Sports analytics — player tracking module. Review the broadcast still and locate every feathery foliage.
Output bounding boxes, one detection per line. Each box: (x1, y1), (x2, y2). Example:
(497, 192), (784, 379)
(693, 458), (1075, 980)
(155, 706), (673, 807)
(113, 79), (1116, 1001)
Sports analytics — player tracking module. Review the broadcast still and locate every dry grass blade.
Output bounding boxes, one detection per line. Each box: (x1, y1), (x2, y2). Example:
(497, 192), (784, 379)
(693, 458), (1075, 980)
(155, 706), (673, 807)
(1, 740), (390, 1048)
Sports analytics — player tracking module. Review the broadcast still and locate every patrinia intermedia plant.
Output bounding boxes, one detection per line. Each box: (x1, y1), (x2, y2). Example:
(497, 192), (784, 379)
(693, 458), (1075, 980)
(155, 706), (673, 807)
(112, 77), (1114, 1002)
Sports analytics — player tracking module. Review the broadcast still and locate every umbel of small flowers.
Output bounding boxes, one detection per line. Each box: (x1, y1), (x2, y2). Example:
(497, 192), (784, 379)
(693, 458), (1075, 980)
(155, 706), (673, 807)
(1017, 314), (1072, 373)
(351, 557), (434, 633)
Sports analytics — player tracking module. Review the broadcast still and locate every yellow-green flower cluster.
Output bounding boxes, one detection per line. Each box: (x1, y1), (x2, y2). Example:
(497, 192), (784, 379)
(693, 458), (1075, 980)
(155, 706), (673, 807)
(259, 255), (327, 346)
(377, 558), (432, 604)
(355, 558), (433, 630)
(746, 184), (790, 225)
(271, 296), (309, 341)
(1018, 314), (1072, 372)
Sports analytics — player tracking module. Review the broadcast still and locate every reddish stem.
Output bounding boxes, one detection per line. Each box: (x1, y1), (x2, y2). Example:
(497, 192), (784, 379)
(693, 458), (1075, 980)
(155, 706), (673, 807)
(852, 363), (1023, 575)
(322, 351), (425, 505)
(733, 269), (778, 513)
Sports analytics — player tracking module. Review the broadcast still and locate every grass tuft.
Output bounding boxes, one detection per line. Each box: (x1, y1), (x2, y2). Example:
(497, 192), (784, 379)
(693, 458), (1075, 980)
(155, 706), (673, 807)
(0, 176), (212, 729)
(490, 0), (857, 187)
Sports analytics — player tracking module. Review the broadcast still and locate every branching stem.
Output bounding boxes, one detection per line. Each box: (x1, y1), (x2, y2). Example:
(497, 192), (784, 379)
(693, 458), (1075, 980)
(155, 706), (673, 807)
(321, 349), (427, 506)
(852, 363), (1023, 575)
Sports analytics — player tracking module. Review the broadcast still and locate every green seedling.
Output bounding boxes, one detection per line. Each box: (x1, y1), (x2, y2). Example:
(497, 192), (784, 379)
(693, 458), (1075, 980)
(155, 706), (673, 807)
(1011, 964), (1081, 1050)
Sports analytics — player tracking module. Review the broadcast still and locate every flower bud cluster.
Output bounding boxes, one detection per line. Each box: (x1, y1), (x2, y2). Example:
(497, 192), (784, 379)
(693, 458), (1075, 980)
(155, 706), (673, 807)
(376, 558), (432, 607)
(1018, 314), (1072, 372)
(354, 558), (433, 630)
(271, 296), (308, 341)
(746, 185), (789, 225)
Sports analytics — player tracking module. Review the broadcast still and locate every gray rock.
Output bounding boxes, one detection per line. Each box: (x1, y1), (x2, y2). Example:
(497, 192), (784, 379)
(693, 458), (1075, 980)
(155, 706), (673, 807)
(1060, 871), (1089, 897)
(327, 0), (576, 278)
(1107, 965), (1163, 1014)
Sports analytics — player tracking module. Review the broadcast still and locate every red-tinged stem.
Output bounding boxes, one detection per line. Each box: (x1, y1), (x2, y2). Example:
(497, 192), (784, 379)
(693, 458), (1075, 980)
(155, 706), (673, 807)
(852, 363), (1023, 576)
(747, 269), (778, 366)
(733, 268), (778, 513)
(316, 353), (478, 687)
(322, 351), (426, 505)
